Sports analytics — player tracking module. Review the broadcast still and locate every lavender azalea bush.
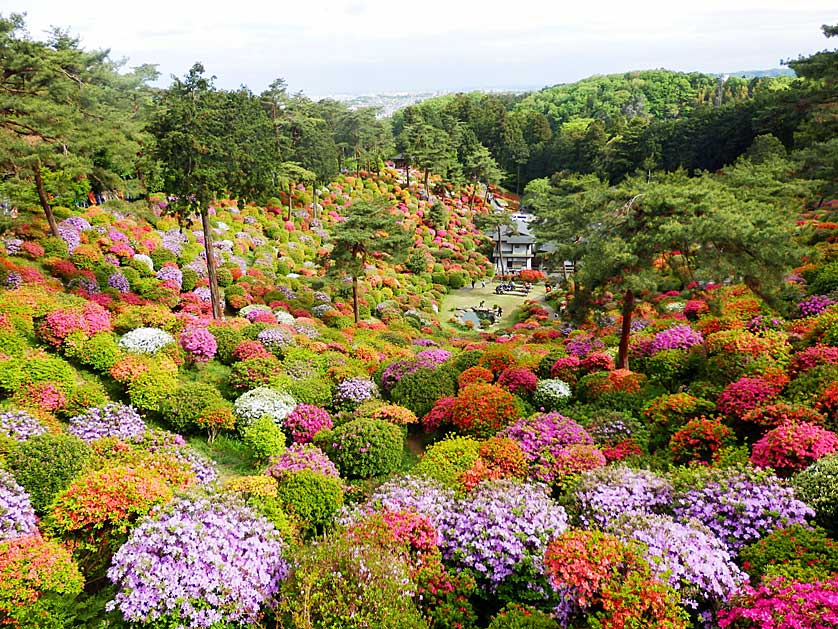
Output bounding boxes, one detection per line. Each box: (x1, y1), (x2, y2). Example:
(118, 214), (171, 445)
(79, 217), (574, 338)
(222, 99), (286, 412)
(68, 403), (146, 443)
(107, 496), (288, 628)
(672, 466), (813, 553)
(607, 513), (747, 610)
(650, 324), (704, 354)
(0, 469), (37, 541)
(438, 479), (568, 590)
(353, 474), (457, 526)
(575, 465), (673, 529)
(0, 409), (47, 441)
(334, 377), (378, 408)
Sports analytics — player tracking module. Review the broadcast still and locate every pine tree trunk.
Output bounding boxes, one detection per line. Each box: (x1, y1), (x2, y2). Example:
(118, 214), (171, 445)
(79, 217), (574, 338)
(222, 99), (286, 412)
(34, 165), (59, 238)
(405, 161), (410, 187)
(352, 275), (359, 324)
(496, 225), (505, 275)
(469, 182), (476, 212)
(424, 168), (430, 194)
(287, 182), (293, 222)
(617, 289), (635, 370)
(201, 206), (223, 320)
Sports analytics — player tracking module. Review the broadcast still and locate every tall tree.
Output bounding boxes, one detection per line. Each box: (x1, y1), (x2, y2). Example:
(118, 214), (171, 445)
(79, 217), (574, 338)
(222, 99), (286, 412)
(531, 167), (806, 369)
(324, 198), (412, 323)
(148, 63), (226, 319)
(0, 14), (156, 236)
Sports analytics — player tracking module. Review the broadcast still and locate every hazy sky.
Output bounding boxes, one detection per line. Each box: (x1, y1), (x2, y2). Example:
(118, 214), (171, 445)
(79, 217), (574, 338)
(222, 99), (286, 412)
(8, 0), (837, 96)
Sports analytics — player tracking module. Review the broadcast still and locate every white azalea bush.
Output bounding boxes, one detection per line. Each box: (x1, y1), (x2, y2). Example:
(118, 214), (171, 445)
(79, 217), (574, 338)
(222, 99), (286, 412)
(118, 327), (176, 354)
(233, 387), (297, 429)
(533, 378), (572, 410)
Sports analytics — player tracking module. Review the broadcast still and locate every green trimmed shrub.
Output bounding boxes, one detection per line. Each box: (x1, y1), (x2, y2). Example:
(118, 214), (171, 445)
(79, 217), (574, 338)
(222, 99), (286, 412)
(61, 380), (109, 419)
(274, 470), (344, 533)
(159, 382), (226, 434)
(739, 524), (838, 584)
(242, 415), (287, 462)
(487, 604), (559, 629)
(5, 433), (92, 513)
(181, 268), (199, 292)
(315, 418), (403, 479)
(390, 367), (456, 418)
(414, 436), (481, 488)
(208, 326), (244, 365)
(128, 369), (180, 415)
(793, 454), (838, 535)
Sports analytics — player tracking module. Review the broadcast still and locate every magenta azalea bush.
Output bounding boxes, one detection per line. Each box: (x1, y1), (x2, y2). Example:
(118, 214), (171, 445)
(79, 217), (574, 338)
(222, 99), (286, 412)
(107, 496), (289, 628)
(437, 479), (568, 590)
(0, 469), (37, 542)
(650, 324), (704, 354)
(283, 404), (333, 443)
(750, 421), (838, 476)
(718, 575), (838, 628)
(265, 443), (339, 480)
(68, 403), (147, 443)
(179, 326), (217, 363)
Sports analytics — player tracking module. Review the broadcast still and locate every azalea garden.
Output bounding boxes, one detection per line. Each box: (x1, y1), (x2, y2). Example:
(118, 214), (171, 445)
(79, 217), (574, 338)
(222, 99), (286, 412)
(1, 12), (838, 629)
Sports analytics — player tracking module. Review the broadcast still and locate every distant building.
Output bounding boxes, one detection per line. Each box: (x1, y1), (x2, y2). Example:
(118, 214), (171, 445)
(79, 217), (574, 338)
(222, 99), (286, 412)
(485, 211), (555, 273)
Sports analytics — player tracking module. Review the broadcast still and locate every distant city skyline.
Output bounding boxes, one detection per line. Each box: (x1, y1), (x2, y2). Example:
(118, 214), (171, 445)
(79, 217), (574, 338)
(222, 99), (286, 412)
(9, 0), (837, 97)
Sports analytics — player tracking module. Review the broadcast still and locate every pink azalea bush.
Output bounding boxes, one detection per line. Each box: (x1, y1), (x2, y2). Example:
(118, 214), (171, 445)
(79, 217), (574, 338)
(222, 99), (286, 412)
(751, 422), (838, 476)
(718, 576), (838, 628)
(179, 326), (217, 363)
(284, 404), (333, 443)
(717, 376), (782, 420)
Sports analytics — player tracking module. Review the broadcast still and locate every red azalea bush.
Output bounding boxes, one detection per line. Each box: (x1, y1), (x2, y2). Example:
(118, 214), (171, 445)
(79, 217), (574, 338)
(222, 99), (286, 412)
(670, 417), (735, 465)
(742, 402), (826, 430)
(457, 366), (494, 388)
(544, 530), (687, 629)
(0, 534), (84, 627)
(602, 439), (644, 462)
(477, 348), (517, 377)
(789, 344), (838, 376)
(718, 576), (838, 629)
(450, 383), (520, 438)
(751, 422), (838, 476)
(815, 382), (838, 427)
(717, 376), (783, 420)
(232, 339), (272, 361)
(459, 436), (529, 490)
(423, 395), (456, 432)
(497, 367), (538, 396)
(580, 352), (615, 373)
(44, 465), (173, 579)
(550, 355), (582, 384)
(576, 369), (646, 401)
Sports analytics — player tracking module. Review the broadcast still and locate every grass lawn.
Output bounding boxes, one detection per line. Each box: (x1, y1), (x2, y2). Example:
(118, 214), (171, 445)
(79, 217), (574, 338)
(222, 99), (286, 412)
(440, 281), (546, 332)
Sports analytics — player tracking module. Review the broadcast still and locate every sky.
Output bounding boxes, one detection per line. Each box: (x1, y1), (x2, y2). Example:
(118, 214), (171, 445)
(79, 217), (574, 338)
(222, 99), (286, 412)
(7, 0), (837, 97)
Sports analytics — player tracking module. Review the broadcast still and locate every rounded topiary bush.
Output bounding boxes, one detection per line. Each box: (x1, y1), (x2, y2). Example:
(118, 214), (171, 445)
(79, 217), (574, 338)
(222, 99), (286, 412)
(274, 469), (344, 533)
(242, 415), (287, 463)
(532, 378), (571, 411)
(233, 386), (296, 430)
(315, 417), (404, 479)
(451, 383), (520, 438)
(390, 366), (456, 418)
(159, 382), (226, 434)
(793, 454), (838, 535)
(739, 524), (838, 584)
(5, 433), (92, 513)
(414, 436), (482, 488)
(488, 603), (566, 629)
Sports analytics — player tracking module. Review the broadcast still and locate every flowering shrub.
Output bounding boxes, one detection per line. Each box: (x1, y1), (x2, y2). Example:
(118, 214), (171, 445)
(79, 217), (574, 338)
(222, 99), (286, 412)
(233, 386), (296, 429)
(36, 301), (112, 347)
(497, 367), (538, 396)
(315, 417), (403, 478)
(179, 326), (217, 363)
(360, 474), (457, 527)
(228, 355), (283, 390)
(0, 409), (46, 441)
(232, 339), (272, 361)
(45, 465), (173, 579)
(137, 430), (218, 486)
(550, 355), (582, 384)
(15, 381), (67, 413)
(334, 377), (378, 408)
(739, 524), (838, 584)
(742, 402), (826, 430)
(108, 496), (289, 628)
(575, 465), (673, 529)
(789, 344), (838, 376)
(580, 352), (615, 375)
(196, 401), (236, 443)
(717, 376), (782, 419)
(576, 368), (646, 401)
(670, 417), (735, 465)
(438, 479), (568, 591)
(793, 454), (838, 535)
(798, 294), (836, 317)
(532, 378), (571, 410)
(118, 326), (176, 354)
(607, 513), (747, 610)
(256, 327), (292, 355)
(414, 436), (482, 488)
(451, 383), (520, 437)
(0, 469), (37, 542)
(265, 443), (340, 480)
(718, 576), (838, 629)
(500, 412), (596, 484)
(544, 529), (688, 629)
(284, 404), (333, 443)
(67, 403), (146, 443)
(457, 365), (494, 388)
(672, 466), (814, 552)
(423, 395), (455, 432)
(751, 421), (838, 476)
(650, 324), (704, 354)
(478, 347), (517, 376)
(0, 534), (84, 627)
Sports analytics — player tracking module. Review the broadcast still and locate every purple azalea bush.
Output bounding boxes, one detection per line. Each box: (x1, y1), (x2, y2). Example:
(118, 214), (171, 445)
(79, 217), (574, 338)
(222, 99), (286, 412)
(650, 324), (704, 354)
(0, 409), (47, 441)
(607, 512), (747, 610)
(798, 294), (836, 317)
(68, 403), (147, 443)
(672, 466), (813, 553)
(574, 465), (672, 529)
(155, 265), (183, 289)
(437, 479), (568, 590)
(256, 327), (292, 353)
(500, 412), (593, 483)
(107, 272), (130, 293)
(355, 474), (456, 526)
(380, 349), (451, 392)
(334, 377), (378, 407)
(265, 443), (339, 480)
(107, 496), (288, 628)
(0, 469), (37, 542)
